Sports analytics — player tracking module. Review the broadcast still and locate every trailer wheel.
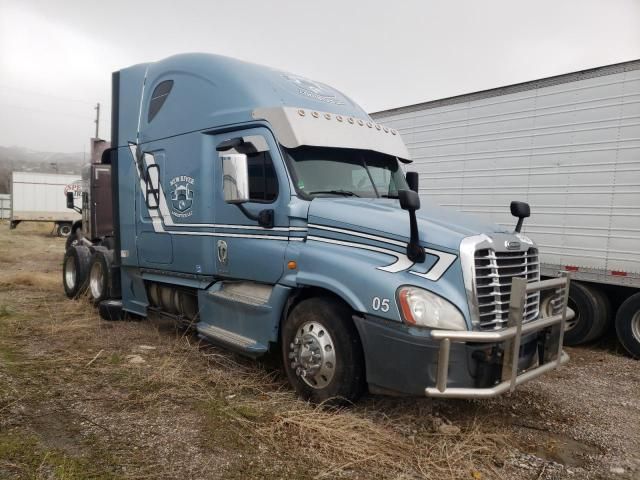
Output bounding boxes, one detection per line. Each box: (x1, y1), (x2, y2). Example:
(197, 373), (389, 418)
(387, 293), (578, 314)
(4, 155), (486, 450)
(615, 293), (640, 359)
(282, 297), (366, 404)
(88, 250), (113, 304)
(564, 282), (610, 345)
(588, 288), (612, 342)
(56, 222), (72, 237)
(63, 245), (91, 299)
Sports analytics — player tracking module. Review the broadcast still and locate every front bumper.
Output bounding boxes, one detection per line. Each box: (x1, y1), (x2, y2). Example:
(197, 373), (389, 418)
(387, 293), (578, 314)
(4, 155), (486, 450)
(425, 275), (572, 398)
(353, 275), (572, 398)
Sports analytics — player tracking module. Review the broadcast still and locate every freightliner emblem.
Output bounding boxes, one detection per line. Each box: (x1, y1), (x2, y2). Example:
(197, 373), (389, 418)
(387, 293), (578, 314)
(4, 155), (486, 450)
(506, 240), (521, 250)
(217, 240), (228, 265)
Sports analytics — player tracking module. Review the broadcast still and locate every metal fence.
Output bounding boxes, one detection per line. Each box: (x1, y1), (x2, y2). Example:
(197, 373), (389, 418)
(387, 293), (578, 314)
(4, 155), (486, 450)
(0, 194), (11, 220)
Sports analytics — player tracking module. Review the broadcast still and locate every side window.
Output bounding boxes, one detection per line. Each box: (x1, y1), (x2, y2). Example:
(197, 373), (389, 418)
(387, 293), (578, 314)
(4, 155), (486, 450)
(144, 164), (160, 209)
(247, 152), (278, 202)
(148, 80), (173, 122)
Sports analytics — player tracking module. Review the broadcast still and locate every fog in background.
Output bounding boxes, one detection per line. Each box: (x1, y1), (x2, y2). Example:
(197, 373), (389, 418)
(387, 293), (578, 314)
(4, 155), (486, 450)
(1, 0), (639, 154)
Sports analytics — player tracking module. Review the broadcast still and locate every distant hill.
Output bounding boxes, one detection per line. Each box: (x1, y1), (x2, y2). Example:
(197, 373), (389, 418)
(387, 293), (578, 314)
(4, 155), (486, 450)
(0, 146), (85, 193)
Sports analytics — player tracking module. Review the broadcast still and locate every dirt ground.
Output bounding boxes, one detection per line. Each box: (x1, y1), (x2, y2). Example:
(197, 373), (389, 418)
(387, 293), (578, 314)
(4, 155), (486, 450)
(0, 222), (638, 480)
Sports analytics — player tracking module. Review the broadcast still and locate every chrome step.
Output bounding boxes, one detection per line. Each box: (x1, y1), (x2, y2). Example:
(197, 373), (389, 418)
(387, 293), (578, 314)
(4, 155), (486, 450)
(197, 323), (267, 353)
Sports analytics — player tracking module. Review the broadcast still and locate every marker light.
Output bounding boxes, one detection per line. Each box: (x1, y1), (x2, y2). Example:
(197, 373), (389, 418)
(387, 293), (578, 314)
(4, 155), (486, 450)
(397, 286), (466, 331)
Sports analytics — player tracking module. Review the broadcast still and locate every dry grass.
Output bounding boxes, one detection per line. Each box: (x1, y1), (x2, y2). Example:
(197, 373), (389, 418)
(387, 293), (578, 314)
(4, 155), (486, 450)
(0, 272), (60, 291)
(0, 225), (511, 479)
(2, 222), (633, 479)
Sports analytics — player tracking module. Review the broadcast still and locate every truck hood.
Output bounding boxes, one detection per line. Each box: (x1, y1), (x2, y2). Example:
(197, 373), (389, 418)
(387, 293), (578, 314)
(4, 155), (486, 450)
(307, 197), (510, 251)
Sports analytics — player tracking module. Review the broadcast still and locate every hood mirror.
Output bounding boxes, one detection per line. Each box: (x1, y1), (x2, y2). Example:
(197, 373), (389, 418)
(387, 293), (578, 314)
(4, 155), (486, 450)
(510, 201), (530, 233)
(406, 171), (419, 193)
(399, 189), (425, 263)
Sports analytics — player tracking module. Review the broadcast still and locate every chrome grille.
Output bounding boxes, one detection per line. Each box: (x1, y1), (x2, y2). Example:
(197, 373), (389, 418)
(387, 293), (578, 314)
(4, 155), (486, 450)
(474, 248), (540, 330)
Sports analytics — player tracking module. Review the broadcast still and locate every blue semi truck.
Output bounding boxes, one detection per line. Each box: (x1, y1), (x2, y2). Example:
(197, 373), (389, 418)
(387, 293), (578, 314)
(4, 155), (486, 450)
(62, 53), (572, 402)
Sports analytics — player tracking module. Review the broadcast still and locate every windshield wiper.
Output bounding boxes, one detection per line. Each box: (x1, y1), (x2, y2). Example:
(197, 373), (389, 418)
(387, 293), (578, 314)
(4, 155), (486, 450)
(308, 189), (360, 197)
(381, 194), (399, 199)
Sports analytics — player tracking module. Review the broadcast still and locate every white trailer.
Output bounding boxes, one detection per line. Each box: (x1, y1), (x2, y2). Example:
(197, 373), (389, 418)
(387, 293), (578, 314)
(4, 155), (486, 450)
(10, 171), (81, 236)
(372, 59), (640, 357)
(0, 194), (10, 220)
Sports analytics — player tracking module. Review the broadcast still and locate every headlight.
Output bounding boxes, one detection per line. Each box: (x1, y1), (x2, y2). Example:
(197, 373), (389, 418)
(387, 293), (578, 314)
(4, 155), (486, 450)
(397, 286), (467, 330)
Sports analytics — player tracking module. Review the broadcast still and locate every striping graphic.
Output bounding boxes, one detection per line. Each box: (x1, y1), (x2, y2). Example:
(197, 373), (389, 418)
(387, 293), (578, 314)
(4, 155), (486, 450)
(307, 226), (457, 281)
(307, 235), (413, 273)
(129, 143), (456, 280)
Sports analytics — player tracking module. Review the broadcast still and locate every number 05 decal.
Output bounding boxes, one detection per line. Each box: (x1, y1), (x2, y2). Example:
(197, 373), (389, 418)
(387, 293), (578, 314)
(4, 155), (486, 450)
(372, 297), (390, 312)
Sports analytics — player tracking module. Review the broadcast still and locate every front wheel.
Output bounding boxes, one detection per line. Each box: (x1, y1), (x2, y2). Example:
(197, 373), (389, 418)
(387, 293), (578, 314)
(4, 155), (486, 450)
(281, 297), (366, 404)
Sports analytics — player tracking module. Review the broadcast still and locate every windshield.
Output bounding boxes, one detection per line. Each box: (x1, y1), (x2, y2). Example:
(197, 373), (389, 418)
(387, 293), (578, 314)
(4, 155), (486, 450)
(284, 146), (408, 198)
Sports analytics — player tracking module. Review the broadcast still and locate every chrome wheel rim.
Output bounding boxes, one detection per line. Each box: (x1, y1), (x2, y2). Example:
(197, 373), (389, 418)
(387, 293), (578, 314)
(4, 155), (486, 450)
(631, 311), (640, 343)
(289, 321), (336, 389)
(89, 261), (104, 299)
(60, 225), (72, 236)
(64, 256), (76, 290)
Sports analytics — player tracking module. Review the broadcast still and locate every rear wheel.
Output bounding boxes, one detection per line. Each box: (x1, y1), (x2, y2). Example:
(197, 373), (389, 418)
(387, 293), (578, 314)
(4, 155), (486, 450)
(615, 293), (640, 359)
(564, 282), (610, 345)
(282, 297), (366, 404)
(62, 246), (91, 299)
(88, 250), (113, 304)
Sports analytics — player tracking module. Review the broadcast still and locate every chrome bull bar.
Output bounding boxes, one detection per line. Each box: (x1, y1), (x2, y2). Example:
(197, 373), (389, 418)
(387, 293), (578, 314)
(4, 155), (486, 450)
(425, 273), (572, 399)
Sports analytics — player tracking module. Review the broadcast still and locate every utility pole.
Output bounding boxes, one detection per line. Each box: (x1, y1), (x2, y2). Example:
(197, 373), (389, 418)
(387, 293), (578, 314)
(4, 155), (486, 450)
(94, 102), (100, 139)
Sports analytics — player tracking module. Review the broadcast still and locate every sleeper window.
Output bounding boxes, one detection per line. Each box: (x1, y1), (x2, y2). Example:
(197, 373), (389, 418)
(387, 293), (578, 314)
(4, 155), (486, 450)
(148, 80), (174, 122)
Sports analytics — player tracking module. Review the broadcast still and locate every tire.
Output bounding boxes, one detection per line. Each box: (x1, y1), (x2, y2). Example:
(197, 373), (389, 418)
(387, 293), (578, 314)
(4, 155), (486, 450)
(588, 288), (612, 342)
(57, 222), (72, 237)
(62, 245), (91, 299)
(564, 282), (610, 345)
(88, 250), (113, 304)
(615, 293), (640, 359)
(281, 297), (366, 404)
(65, 221), (84, 251)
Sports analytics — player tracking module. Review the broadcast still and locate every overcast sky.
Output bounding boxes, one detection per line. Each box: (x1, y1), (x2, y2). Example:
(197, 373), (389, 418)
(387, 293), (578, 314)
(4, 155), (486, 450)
(1, 0), (639, 153)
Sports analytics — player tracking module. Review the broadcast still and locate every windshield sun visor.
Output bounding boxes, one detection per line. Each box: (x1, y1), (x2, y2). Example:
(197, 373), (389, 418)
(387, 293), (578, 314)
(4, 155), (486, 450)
(252, 107), (411, 162)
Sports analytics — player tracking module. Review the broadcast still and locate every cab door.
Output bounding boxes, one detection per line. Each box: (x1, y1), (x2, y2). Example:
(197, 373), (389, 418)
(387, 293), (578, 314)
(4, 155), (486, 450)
(212, 127), (291, 283)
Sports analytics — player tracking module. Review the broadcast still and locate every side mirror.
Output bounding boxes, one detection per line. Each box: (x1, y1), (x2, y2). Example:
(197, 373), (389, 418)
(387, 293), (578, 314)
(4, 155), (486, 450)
(217, 137), (245, 152)
(66, 191), (75, 209)
(406, 171), (419, 193)
(510, 201), (531, 233)
(222, 154), (250, 204)
(398, 189), (425, 263)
